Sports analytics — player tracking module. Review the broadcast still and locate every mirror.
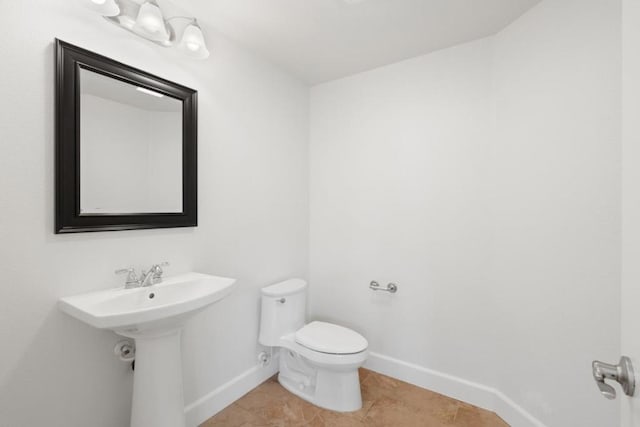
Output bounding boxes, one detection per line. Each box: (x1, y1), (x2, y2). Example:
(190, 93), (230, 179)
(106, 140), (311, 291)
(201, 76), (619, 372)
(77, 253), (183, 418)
(79, 69), (183, 214)
(55, 40), (197, 233)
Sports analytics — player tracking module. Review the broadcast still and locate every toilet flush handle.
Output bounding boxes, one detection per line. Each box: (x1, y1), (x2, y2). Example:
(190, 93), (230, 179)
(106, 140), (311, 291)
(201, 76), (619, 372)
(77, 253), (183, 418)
(277, 298), (286, 304)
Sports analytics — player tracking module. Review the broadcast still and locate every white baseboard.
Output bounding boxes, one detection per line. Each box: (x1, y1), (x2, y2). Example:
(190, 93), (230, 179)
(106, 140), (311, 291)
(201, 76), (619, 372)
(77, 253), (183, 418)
(364, 352), (546, 427)
(184, 359), (279, 427)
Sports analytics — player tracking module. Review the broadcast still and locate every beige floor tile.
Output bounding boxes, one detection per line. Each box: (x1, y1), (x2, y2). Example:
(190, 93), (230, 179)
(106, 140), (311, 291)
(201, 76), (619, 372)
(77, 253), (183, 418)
(358, 368), (373, 383)
(202, 370), (509, 427)
(362, 371), (459, 423)
(363, 394), (455, 427)
(360, 371), (402, 402)
(453, 406), (509, 427)
(200, 403), (268, 427)
(233, 377), (319, 426)
(307, 410), (366, 427)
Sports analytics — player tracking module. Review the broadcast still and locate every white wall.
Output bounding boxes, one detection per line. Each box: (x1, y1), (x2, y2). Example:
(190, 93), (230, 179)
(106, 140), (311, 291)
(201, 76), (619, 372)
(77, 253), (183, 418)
(309, 0), (620, 426)
(0, 1), (308, 427)
(310, 36), (495, 381)
(491, 0), (620, 425)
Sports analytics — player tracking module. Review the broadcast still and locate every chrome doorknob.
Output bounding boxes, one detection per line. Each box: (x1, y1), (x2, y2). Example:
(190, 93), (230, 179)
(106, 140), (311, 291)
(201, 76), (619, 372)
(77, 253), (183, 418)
(592, 356), (635, 399)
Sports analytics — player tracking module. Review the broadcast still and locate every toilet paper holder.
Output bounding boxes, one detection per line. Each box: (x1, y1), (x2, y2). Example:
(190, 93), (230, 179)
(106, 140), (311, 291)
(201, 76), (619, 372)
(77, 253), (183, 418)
(369, 281), (398, 293)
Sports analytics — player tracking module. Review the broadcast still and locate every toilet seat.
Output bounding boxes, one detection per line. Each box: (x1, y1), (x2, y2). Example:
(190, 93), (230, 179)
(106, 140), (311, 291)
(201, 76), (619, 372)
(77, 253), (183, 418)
(278, 334), (368, 368)
(295, 321), (368, 355)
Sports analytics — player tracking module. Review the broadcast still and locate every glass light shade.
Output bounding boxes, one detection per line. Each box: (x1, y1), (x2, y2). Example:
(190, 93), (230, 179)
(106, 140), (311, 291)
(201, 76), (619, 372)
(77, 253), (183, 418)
(178, 24), (210, 59)
(133, 2), (170, 42)
(87, 0), (120, 17)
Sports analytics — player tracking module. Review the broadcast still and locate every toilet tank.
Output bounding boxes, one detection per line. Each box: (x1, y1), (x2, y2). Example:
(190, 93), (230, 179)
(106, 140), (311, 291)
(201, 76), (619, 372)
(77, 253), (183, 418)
(259, 279), (307, 346)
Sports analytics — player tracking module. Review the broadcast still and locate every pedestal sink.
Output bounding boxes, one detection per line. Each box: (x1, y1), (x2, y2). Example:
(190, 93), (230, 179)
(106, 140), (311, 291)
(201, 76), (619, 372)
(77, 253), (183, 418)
(58, 272), (236, 427)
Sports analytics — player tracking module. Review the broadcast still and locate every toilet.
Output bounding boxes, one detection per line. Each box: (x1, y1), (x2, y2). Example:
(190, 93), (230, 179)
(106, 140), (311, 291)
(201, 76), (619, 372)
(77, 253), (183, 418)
(259, 279), (368, 412)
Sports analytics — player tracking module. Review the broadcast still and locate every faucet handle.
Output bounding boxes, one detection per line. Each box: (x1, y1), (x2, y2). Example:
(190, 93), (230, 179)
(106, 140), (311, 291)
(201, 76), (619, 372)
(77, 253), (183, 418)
(115, 267), (139, 287)
(150, 262), (170, 281)
(153, 262), (169, 272)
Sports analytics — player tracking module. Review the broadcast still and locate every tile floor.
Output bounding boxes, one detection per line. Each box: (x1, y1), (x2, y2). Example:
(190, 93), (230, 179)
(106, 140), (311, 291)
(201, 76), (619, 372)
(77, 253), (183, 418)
(201, 369), (509, 426)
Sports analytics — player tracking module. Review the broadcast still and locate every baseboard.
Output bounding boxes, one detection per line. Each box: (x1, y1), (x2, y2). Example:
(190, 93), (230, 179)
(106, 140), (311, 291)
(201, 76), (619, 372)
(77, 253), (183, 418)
(184, 358), (279, 427)
(364, 352), (546, 427)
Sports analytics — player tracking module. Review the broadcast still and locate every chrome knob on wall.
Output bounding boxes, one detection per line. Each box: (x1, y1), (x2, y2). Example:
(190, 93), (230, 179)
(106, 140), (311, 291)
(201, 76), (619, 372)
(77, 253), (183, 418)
(592, 356), (635, 399)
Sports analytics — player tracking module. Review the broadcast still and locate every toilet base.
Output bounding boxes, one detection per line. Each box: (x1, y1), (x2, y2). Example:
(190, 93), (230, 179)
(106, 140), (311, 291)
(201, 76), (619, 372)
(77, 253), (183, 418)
(277, 348), (363, 412)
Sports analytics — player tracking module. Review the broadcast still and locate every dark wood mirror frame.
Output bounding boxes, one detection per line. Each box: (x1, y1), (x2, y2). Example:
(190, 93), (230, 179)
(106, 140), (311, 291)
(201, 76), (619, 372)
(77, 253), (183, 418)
(55, 39), (197, 233)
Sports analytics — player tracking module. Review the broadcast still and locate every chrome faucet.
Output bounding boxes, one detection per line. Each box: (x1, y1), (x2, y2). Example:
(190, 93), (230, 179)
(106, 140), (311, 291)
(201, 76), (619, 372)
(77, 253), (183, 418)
(116, 262), (169, 289)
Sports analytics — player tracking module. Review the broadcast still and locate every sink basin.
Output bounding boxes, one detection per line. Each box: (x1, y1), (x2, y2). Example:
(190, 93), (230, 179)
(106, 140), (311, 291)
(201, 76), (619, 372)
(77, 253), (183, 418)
(59, 272), (236, 332)
(58, 272), (236, 427)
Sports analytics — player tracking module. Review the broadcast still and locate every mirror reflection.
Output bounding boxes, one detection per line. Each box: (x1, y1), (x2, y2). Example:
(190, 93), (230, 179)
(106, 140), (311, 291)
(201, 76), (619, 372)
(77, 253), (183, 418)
(79, 68), (183, 214)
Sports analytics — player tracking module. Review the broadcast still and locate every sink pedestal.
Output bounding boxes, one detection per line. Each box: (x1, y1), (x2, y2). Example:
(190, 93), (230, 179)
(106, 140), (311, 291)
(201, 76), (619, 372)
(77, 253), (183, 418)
(123, 328), (186, 427)
(57, 272), (237, 427)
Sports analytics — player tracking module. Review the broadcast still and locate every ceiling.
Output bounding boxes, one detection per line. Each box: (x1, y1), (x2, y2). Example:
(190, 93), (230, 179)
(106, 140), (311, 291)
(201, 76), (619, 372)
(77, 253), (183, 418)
(187, 0), (541, 84)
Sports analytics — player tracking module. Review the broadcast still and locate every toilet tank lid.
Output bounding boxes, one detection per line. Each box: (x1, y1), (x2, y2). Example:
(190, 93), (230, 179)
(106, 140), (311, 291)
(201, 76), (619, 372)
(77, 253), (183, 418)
(262, 279), (307, 297)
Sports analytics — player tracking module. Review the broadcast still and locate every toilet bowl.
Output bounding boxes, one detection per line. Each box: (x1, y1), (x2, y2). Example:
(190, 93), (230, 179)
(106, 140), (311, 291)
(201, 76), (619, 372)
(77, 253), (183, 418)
(259, 279), (368, 412)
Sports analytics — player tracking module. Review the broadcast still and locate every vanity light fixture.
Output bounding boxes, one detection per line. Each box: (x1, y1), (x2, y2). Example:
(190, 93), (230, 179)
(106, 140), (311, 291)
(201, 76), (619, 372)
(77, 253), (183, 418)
(86, 0), (210, 59)
(136, 87), (164, 97)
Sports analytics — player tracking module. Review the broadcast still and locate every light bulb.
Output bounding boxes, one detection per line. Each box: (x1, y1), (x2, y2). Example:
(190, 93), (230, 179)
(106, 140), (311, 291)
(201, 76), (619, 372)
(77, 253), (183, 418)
(138, 4), (161, 31)
(87, 0), (119, 16)
(179, 24), (210, 59)
(133, 2), (169, 42)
